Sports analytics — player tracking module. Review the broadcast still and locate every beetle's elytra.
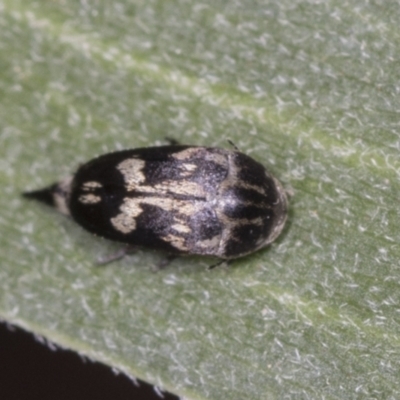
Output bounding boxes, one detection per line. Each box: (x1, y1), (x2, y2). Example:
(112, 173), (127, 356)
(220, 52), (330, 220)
(23, 145), (288, 261)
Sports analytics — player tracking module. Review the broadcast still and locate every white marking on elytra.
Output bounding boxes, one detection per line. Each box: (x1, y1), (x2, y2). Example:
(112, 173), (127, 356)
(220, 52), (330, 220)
(154, 180), (206, 197)
(116, 158), (206, 197)
(172, 147), (201, 161)
(181, 163), (197, 172)
(171, 223), (191, 233)
(116, 158), (146, 191)
(110, 198), (142, 233)
(110, 196), (199, 234)
(162, 233), (188, 251)
(143, 197), (197, 214)
(79, 194), (101, 204)
(82, 181), (103, 190)
(78, 181), (103, 205)
(178, 162), (198, 177)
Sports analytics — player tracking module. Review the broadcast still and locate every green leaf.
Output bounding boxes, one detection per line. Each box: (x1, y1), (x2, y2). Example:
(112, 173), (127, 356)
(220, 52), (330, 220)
(1, 0), (400, 398)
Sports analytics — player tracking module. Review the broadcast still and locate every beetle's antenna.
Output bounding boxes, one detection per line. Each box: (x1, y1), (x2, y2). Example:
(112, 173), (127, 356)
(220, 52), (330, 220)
(227, 140), (240, 151)
(208, 259), (228, 270)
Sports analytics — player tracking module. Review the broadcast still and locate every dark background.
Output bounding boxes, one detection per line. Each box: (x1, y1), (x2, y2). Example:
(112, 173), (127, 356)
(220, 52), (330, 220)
(0, 322), (179, 400)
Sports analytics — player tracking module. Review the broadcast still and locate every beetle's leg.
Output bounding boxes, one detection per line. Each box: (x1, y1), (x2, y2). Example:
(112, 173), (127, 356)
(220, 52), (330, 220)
(227, 139), (240, 151)
(208, 259), (232, 270)
(96, 245), (138, 265)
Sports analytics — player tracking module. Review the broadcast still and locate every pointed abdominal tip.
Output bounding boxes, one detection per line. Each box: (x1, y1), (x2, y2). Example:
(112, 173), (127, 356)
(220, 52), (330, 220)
(22, 184), (58, 207)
